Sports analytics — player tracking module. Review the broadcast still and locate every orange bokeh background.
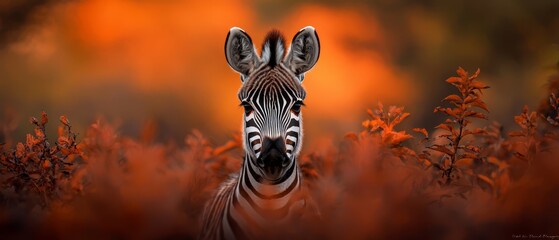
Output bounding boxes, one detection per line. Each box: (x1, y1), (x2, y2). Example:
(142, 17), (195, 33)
(1, 0), (558, 148)
(1, 1), (559, 238)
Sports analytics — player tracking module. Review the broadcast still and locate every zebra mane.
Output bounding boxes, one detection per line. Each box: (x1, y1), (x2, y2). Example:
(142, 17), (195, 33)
(260, 30), (286, 68)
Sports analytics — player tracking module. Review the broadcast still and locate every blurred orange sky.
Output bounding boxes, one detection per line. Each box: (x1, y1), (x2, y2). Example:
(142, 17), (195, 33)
(1, 0), (558, 147)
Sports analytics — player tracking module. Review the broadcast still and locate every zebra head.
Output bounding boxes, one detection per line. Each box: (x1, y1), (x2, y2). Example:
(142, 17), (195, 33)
(225, 27), (320, 182)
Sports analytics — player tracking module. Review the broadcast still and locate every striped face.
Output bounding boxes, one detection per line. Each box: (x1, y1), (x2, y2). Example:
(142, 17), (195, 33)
(239, 67), (306, 180)
(225, 27), (320, 181)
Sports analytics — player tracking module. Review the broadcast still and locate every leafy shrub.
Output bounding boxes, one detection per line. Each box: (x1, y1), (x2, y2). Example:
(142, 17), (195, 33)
(1, 67), (558, 239)
(0, 112), (82, 207)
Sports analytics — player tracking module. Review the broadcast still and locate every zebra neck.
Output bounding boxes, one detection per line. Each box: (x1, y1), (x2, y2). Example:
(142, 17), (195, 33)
(237, 154), (302, 210)
(223, 155), (307, 239)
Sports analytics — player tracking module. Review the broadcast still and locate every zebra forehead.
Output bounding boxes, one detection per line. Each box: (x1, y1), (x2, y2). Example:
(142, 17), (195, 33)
(238, 67), (306, 101)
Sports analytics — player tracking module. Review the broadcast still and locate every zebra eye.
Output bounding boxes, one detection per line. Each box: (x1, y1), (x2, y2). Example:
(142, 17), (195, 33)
(291, 101), (304, 114)
(241, 102), (254, 115)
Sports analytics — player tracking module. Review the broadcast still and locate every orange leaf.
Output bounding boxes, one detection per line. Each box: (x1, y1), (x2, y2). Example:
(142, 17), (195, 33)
(529, 111), (538, 123)
(470, 68), (481, 79)
(455, 158), (473, 167)
(41, 111), (48, 125)
(471, 81), (489, 90)
(471, 100), (489, 112)
(58, 126), (65, 137)
(362, 120), (370, 128)
(477, 174), (494, 187)
(60, 115), (70, 125)
(422, 159), (432, 167)
(388, 105), (404, 115)
(377, 102), (384, 113)
(391, 112), (410, 127)
(488, 157), (509, 171)
(412, 128), (429, 138)
(428, 145), (454, 155)
(16, 143), (25, 158)
(368, 119), (385, 131)
(466, 111), (487, 119)
(26, 134), (35, 148)
(463, 145), (480, 153)
(212, 140), (239, 156)
(456, 67), (468, 79)
(445, 77), (462, 84)
(442, 94), (462, 103)
(463, 95), (476, 104)
(514, 115), (526, 128)
(366, 109), (374, 118)
(443, 158), (451, 168)
(435, 107), (460, 118)
(34, 128), (45, 139)
(435, 124), (453, 133)
(383, 131), (412, 146)
(43, 160), (52, 169)
(463, 128), (486, 136)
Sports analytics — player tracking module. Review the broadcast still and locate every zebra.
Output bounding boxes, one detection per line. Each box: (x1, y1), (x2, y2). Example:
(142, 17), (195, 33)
(199, 26), (320, 240)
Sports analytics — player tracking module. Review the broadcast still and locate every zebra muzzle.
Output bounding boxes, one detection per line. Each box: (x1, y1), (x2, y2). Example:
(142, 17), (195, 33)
(257, 137), (290, 180)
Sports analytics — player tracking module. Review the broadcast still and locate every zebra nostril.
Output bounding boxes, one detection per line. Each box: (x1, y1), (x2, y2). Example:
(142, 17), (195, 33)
(262, 137), (286, 154)
(281, 156), (289, 167)
(256, 158), (265, 168)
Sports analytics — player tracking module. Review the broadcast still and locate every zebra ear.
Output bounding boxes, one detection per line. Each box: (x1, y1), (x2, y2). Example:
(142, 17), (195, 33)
(225, 27), (260, 80)
(284, 26), (320, 80)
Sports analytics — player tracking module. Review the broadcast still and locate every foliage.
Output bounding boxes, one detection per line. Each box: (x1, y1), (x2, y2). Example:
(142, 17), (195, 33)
(429, 67), (489, 184)
(1, 67), (559, 239)
(0, 112), (82, 207)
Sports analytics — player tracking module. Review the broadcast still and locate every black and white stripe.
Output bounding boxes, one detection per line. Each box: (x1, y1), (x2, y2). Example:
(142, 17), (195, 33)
(240, 65), (306, 160)
(200, 26), (320, 240)
(199, 153), (305, 239)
